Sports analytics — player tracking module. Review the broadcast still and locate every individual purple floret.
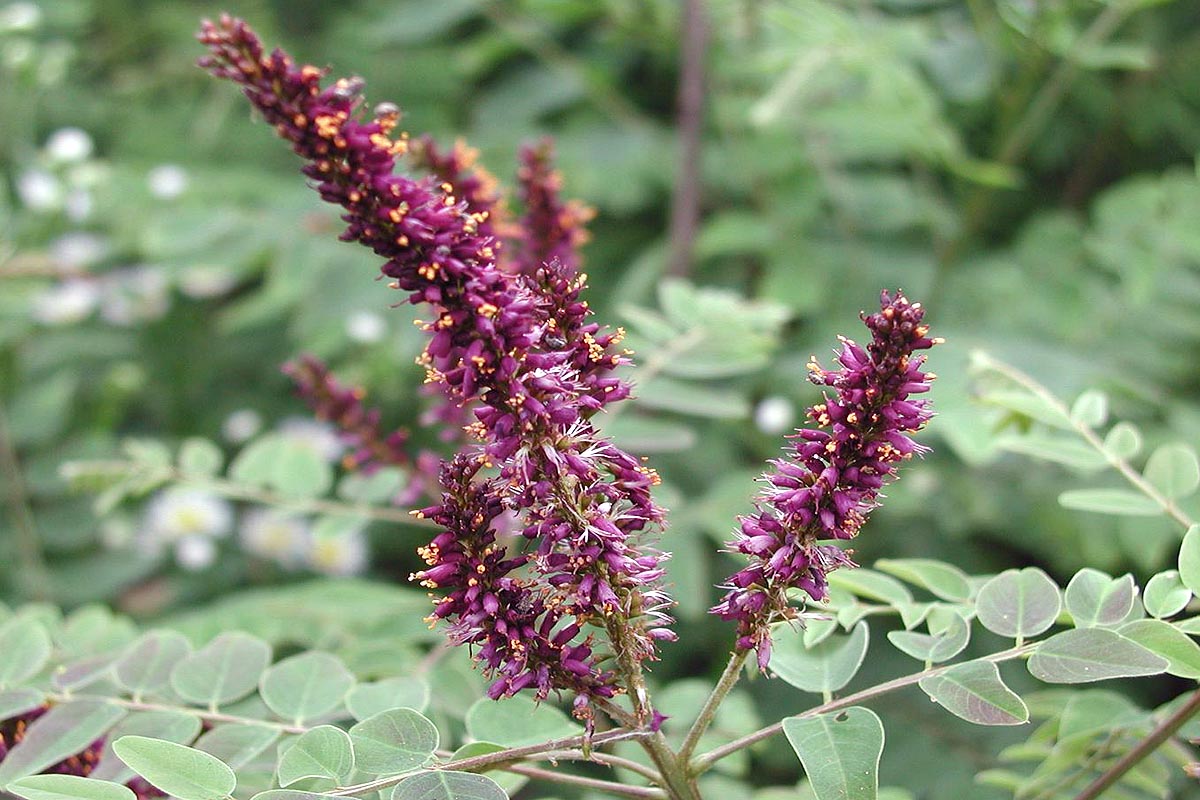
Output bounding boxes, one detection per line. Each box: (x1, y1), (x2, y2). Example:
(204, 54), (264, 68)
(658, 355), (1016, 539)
(712, 291), (940, 669)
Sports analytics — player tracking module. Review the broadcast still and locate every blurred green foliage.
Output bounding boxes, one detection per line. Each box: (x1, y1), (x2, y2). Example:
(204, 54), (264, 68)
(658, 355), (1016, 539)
(3, 0), (1200, 797)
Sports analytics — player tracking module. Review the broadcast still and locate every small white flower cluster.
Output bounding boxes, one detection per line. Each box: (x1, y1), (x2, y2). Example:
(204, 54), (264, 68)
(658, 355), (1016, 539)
(16, 127), (104, 221)
(133, 487), (369, 576)
(31, 262), (171, 328)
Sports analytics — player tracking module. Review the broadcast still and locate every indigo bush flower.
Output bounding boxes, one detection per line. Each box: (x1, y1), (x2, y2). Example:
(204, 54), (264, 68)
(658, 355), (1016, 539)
(512, 139), (594, 277)
(200, 15), (672, 715)
(712, 291), (939, 668)
(285, 355), (412, 474)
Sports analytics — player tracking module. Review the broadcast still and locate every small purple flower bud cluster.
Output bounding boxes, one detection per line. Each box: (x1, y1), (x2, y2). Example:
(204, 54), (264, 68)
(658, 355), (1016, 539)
(284, 355), (411, 473)
(200, 16), (673, 713)
(407, 134), (516, 266)
(512, 139), (595, 277)
(284, 355), (439, 505)
(712, 291), (939, 669)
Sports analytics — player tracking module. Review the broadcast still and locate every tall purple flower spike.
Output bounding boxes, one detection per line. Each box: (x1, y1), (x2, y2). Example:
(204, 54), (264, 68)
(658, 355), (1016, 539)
(199, 15), (672, 716)
(712, 291), (940, 669)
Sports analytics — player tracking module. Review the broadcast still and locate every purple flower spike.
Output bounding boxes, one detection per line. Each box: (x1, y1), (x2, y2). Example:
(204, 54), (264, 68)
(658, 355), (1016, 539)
(200, 16), (673, 715)
(711, 291), (940, 670)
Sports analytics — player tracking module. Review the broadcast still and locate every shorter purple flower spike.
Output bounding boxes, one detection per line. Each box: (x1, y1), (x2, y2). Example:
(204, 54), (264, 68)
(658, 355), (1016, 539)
(513, 139), (594, 276)
(712, 290), (940, 669)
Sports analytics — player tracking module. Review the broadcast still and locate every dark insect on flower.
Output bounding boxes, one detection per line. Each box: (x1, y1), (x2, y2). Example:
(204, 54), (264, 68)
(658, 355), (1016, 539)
(711, 290), (940, 670)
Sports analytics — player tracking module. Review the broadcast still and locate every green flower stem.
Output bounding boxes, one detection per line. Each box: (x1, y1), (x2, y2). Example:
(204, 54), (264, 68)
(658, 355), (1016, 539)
(539, 750), (664, 783)
(507, 763), (667, 799)
(0, 396), (51, 601)
(1073, 689), (1200, 800)
(46, 692), (308, 735)
(605, 618), (701, 800)
(71, 459), (436, 528)
(973, 353), (1197, 530)
(329, 728), (652, 796)
(677, 649), (748, 764)
(690, 643), (1037, 774)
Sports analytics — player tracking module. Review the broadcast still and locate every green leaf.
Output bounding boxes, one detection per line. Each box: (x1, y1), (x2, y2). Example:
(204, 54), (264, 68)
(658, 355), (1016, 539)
(1058, 489), (1162, 516)
(346, 677), (430, 721)
(887, 613), (970, 663)
(193, 724), (280, 770)
(1118, 619), (1200, 679)
(874, 559), (972, 601)
(635, 377), (750, 419)
(230, 435), (333, 500)
(0, 700), (126, 784)
(8, 776), (135, 800)
(1070, 390), (1108, 427)
(769, 621), (870, 694)
(348, 709), (439, 775)
(1142, 570), (1191, 618)
(997, 433), (1108, 473)
(392, 771), (507, 800)
(783, 708), (883, 800)
(828, 570), (913, 606)
(250, 793), (337, 800)
(0, 688), (45, 720)
(1145, 443), (1200, 500)
(115, 630), (192, 697)
(464, 696), (580, 748)
(178, 438), (224, 478)
(53, 654), (121, 692)
(91, 711), (204, 784)
(1103, 422), (1142, 460)
(918, 661), (1029, 726)
(1027, 628), (1168, 683)
(259, 652), (354, 724)
(0, 617), (52, 688)
(1064, 569), (1135, 628)
(1179, 526), (1200, 595)
(975, 568), (1061, 640)
(447, 743), (527, 796)
(171, 632), (271, 708)
(112, 736), (236, 800)
(278, 725), (355, 786)
(980, 390), (1072, 429)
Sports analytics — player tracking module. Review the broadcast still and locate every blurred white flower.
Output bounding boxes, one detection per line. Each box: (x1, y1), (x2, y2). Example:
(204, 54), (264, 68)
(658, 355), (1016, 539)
(2, 38), (34, 69)
(100, 266), (170, 326)
(0, 3), (41, 33)
(346, 310), (386, 343)
(65, 189), (92, 222)
(174, 535), (218, 571)
(240, 508), (309, 568)
(754, 395), (795, 435)
(16, 169), (62, 211)
(222, 408), (263, 444)
(179, 265), (236, 299)
(147, 164), (188, 199)
(45, 127), (93, 163)
(306, 527), (368, 576)
(32, 280), (99, 325)
(278, 417), (343, 462)
(143, 488), (233, 542)
(50, 232), (107, 268)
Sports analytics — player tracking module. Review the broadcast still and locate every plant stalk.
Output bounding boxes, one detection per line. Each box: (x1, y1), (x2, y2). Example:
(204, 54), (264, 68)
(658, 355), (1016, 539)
(690, 643), (1036, 773)
(1073, 689), (1200, 800)
(678, 649), (748, 763)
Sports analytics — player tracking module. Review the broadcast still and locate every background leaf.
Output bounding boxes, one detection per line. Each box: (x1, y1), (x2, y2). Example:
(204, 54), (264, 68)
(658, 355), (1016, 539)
(783, 708), (884, 800)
